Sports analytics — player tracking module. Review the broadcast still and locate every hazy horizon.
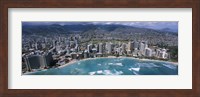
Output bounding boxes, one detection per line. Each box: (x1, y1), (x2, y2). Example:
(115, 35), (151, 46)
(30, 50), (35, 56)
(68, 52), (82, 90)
(22, 21), (178, 32)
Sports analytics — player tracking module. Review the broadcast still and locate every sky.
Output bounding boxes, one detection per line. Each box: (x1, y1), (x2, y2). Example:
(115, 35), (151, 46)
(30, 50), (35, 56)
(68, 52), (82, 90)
(23, 21), (178, 32)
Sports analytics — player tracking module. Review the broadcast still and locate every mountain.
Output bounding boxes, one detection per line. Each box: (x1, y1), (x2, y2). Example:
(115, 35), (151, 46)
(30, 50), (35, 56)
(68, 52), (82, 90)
(159, 28), (178, 33)
(22, 24), (129, 35)
(22, 23), (177, 35)
(22, 24), (69, 36)
(22, 23), (178, 46)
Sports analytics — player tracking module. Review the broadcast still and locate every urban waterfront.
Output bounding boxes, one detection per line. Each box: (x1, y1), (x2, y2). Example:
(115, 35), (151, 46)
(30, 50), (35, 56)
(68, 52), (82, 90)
(22, 22), (178, 75)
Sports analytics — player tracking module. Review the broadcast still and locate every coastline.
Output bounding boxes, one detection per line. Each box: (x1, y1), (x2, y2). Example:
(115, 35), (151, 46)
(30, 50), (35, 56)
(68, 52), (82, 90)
(24, 56), (178, 74)
(139, 58), (178, 65)
(58, 56), (178, 69)
(58, 59), (78, 68)
(118, 56), (178, 65)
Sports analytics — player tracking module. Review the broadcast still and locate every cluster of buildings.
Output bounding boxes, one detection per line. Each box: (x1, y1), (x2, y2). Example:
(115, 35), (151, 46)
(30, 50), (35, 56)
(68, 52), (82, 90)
(22, 35), (169, 73)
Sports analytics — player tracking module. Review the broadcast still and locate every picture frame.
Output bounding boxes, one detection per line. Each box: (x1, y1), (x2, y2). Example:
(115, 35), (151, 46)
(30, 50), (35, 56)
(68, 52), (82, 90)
(0, 0), (199, 97)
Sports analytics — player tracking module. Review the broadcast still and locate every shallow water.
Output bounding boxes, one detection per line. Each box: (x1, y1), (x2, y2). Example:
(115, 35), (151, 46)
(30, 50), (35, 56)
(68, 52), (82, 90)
(25, 58), (178, 75)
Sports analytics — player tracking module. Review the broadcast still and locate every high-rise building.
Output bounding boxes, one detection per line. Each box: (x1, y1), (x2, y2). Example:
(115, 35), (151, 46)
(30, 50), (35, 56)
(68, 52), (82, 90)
(156, 49), (168, 59)
(92, 48), (97, 57)
(98, 43), (103, 54)
(144, 43), (148, 49)
(87, 44), (93, 53)
(52, 40), (56, 47)
(92, 48), (97, 53)
(25, 55), (47, 71)
(139, 42), (145, 55)
(121, 43), (126, 53)
(75, 44), (79, 52)
(58, 37), (61, 43)
(160, 49), (168, 59)
(84, 50), (89, 58)
(44, 37), (48, 44)
(35, 42), (38, 50)
(156, 49), (161, 57)
(71, 52), (78, 59)
(23, 56), (31, 72)
(145, 48), (152, 57)
(133, 41), (139, 50)
(45, 52), (53, 67)
(132, 48), (138, 57)
(106, 42), (113, 54)
(127, 41), (134, 51)
(75, 39), (78, 47)
(115, 47), (120, 53)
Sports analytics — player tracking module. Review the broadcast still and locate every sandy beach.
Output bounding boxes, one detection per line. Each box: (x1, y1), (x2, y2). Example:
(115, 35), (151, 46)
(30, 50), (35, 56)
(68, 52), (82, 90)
(108, 56), (178, 65)
(57, 56), (178, 69)
(57, 59), (78, 68)
(138, 58), (178, 65)
(57, 57), (101, 69)
(118, 56), (178, 65)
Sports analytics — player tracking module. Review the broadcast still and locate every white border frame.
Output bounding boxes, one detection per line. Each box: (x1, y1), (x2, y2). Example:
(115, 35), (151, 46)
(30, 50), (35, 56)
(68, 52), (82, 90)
(8, 8), (192, 89)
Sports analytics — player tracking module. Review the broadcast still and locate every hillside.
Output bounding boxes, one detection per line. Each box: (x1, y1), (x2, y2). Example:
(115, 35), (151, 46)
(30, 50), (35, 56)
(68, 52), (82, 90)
(22, 24), (178, 46)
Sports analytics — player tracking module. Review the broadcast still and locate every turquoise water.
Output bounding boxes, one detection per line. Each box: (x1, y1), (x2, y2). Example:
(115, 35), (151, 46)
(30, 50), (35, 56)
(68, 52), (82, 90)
(26, 58), (178, 75)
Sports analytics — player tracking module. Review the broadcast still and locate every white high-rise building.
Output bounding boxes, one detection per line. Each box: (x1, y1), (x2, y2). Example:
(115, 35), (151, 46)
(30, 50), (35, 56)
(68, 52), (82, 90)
(106, 42), (113, 54)
(139, 42), (145, 55)
(139, 42), (144, 51)
(98, 43), (103, 54)
(145, 48), (152, 57)
(87, 44), (93, 53)
(156, 49), (168, 59)
(145, 43), (148, 49)
(160, 49), (168, 59)
(75, 39), (78, 47)
(121, 43), (126, 53)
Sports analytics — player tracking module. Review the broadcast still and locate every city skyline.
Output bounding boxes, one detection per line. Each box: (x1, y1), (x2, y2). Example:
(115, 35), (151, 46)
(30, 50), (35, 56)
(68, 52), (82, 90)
(22, 21), (178, 75)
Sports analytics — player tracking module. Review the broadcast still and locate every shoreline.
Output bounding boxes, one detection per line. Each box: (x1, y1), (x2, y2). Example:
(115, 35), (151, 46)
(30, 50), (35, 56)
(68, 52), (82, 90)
(58, 59), (78, 68)
(58, 56), (178, 69)
(118, 56), (178, 65)
(24, 56), (178, 74)
(135, 58), (178, 65)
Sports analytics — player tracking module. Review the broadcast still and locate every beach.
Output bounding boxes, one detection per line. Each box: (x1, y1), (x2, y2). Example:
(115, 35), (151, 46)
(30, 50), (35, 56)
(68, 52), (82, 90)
(57, 56), (178, 69)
